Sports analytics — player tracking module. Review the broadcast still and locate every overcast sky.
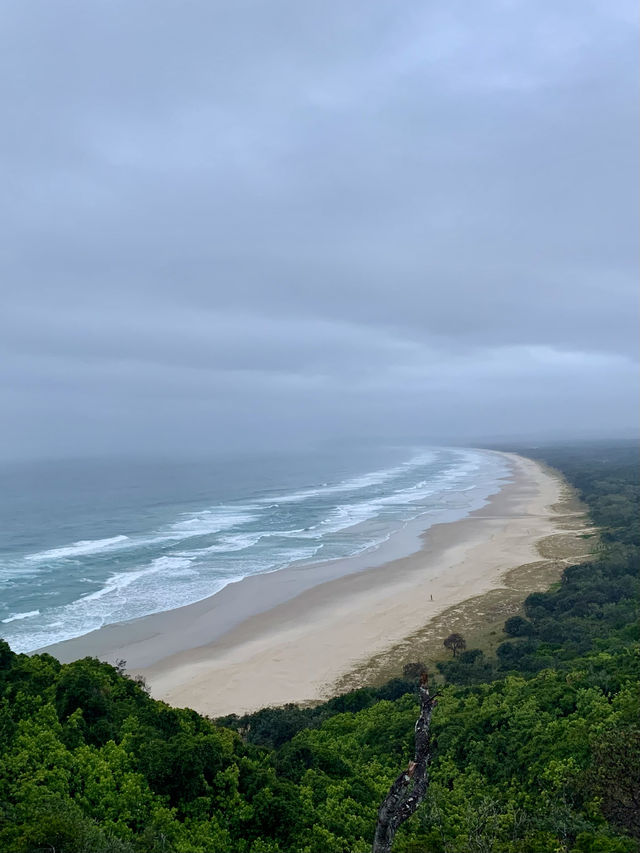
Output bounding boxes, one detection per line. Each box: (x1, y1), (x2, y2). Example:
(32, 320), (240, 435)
(1, 1), (637, 459)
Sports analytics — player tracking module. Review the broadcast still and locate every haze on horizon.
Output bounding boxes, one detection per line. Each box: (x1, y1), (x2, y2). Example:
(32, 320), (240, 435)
(1, 1), (638, 460)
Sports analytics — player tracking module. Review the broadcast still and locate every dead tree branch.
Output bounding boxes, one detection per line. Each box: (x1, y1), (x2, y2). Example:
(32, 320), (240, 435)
(372, 672), (437, 853)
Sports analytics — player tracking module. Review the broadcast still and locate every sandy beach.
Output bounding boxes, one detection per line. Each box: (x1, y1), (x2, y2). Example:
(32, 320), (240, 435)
(44, 452), (567, 716)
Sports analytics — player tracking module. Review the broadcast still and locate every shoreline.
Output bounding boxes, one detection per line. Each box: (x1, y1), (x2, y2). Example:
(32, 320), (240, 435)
(41, 450), (512, 668)
(43, 452), (569, 717)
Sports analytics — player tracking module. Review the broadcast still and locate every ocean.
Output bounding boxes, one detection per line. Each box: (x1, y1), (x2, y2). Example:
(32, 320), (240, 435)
(0, 444), (510, 653)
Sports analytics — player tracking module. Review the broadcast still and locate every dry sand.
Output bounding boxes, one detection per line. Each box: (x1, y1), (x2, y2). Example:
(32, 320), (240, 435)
(44, 452), (568, 717)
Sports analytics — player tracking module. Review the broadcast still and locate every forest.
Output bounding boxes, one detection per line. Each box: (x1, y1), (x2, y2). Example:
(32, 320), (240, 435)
(0, 442), (638, 852)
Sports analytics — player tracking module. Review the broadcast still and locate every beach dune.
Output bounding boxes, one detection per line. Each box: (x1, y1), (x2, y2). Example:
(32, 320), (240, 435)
(44, 452), (565, 717)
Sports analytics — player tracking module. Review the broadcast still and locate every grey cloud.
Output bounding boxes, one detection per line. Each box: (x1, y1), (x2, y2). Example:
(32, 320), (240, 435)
(0, 0), (637, 458)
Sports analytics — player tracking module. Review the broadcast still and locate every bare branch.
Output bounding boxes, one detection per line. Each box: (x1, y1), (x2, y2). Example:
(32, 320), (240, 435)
(372, 673), (437, 853)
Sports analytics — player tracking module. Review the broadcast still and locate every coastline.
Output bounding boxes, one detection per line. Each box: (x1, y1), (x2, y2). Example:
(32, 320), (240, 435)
(43, 452), (569, 717)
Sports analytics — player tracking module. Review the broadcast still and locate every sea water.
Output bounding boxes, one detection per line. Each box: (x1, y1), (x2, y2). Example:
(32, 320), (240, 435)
(0, 445), (510, 652)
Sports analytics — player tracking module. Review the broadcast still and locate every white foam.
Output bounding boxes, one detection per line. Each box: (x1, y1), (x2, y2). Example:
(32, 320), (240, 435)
(164, 509), (257, 540)
(181, 531), (266, 555)
(20, 509), (258, 569)
(25, 535), (131, 563)
(2, 609), (40, 623)
(288, 461), (480, 539)
(258, 450), (437, 505)
(80, 555), (195, 603)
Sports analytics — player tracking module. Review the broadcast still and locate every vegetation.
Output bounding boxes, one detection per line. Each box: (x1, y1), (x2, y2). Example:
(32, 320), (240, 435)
(0, 442), (637, 852)
(372, 673), (436, 853)
(443, 634), (466, 658)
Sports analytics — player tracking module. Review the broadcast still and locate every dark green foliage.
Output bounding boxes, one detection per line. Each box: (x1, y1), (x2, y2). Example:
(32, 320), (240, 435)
(217, 678), (415, 751)
(403, 661), (427, 679)
(436, 648), (497, 685)
(0, 639), (15, 671)
(504, 615), (534, 637)
(583, 726), (640, 839)
(0, 442), (637, 852)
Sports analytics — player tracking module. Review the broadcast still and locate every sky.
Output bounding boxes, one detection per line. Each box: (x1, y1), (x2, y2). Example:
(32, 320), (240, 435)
(1, 0), (638, 459)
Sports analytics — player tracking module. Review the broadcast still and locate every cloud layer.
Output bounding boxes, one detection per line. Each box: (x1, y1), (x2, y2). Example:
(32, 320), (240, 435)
(1, 1), (637, 457)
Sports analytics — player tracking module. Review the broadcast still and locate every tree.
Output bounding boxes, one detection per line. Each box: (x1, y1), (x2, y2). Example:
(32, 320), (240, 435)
(372, 672), (437, 853)
(504, 615), (534, 637)
(443, 633), (466, 657)
(402, 662), (427, 680)
(586, 726), (640, 838)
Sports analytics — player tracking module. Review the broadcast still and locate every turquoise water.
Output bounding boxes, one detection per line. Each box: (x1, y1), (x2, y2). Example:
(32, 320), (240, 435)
(0, 445), (509, 652)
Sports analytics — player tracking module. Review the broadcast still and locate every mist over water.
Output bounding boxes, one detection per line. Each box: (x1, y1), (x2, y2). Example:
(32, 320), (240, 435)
(0, 445), (509, 652)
